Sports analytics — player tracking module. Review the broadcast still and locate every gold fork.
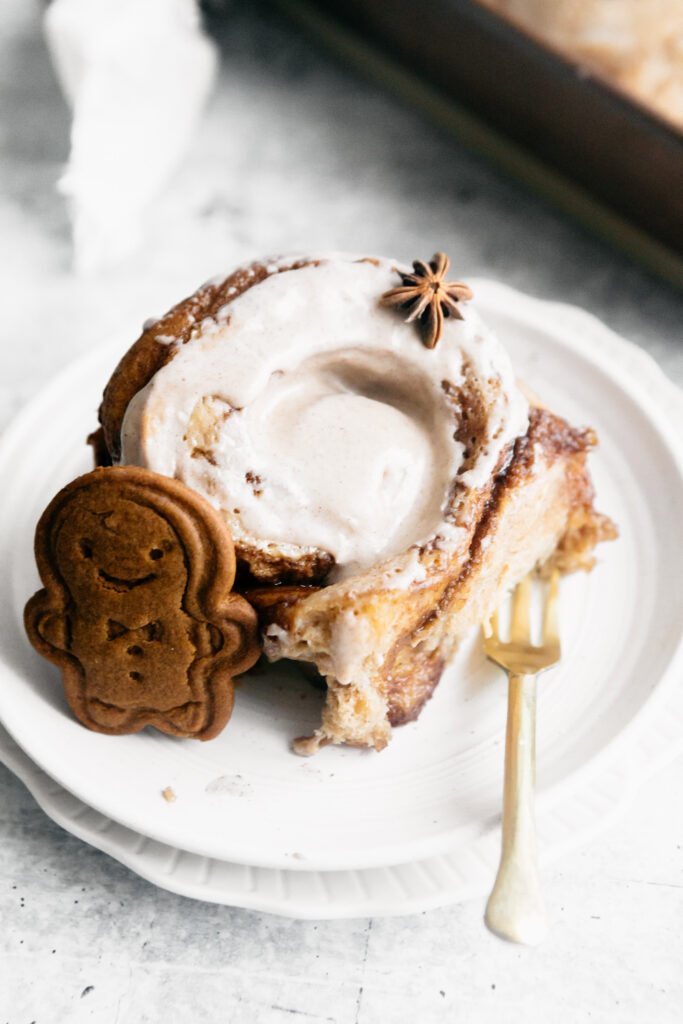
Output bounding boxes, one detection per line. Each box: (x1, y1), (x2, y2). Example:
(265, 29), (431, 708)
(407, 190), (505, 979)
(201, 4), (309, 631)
(482, 569), (561, 945)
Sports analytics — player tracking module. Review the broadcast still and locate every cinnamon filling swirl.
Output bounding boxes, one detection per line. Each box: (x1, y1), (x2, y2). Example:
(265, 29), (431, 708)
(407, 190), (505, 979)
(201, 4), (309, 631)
(119, 255), (528, 584)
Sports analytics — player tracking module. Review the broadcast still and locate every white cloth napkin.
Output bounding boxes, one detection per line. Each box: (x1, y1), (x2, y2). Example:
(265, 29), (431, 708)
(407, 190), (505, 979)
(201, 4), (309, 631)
(44, 0), (217, 274)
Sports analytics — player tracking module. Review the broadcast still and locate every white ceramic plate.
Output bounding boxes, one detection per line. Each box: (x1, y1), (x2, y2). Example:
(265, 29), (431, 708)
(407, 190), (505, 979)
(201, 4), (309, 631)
(2, 676), (683, 918)
(0, 281), (681, 876)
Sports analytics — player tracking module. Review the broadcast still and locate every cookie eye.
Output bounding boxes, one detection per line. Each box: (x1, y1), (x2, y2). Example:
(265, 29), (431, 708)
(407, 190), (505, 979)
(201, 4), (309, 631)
(79, 540), (93, 559)
(150, 548), (164, 560)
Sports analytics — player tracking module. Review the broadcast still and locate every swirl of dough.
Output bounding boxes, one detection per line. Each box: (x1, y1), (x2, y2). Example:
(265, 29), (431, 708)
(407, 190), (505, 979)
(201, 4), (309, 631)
(119, 255), (528, 585)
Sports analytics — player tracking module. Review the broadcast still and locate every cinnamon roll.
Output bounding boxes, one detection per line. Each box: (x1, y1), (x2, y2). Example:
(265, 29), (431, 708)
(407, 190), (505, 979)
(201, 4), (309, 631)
(478, 0), (683, 129)
(94, 253), (617, 753)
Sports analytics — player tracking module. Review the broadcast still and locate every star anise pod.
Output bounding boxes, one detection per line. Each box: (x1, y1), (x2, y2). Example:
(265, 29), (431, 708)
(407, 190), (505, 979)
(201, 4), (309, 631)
(380, 252), (473, 348)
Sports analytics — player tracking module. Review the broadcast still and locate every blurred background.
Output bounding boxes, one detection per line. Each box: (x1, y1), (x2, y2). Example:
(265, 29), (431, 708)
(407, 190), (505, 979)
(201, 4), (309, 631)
(1, 0), (681, 420)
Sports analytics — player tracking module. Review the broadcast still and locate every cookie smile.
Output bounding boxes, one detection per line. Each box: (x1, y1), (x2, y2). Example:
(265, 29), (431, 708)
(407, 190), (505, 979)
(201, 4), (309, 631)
(97, 569), (156, 591)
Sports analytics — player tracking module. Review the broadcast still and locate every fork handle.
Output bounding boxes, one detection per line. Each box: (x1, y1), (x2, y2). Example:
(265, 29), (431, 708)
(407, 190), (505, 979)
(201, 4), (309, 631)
(485, 672), (548, 945)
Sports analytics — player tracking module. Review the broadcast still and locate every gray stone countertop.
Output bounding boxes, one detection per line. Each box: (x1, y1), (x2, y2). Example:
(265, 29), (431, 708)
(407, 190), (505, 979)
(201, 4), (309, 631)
(1, 2), (682, 1022)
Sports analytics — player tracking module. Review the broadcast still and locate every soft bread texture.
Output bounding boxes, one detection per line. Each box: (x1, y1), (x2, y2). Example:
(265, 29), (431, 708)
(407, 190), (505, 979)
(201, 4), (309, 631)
(248, 407), (616, 752)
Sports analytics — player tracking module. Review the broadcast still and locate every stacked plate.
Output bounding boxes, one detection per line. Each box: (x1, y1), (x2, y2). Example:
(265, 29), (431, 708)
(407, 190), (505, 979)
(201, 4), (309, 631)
(1, 282), (681, 919)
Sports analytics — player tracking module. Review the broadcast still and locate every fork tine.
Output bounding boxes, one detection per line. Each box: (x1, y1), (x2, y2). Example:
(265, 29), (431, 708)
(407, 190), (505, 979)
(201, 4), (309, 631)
(489, 609), (499, 639)
(543, 569), (560, 646)
(510, 573), (532, 643)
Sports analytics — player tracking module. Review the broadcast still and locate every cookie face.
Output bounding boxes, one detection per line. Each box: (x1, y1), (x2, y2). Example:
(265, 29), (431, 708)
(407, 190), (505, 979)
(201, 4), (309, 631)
(25, 467), (260, 739)
(55, 499), (197, 712)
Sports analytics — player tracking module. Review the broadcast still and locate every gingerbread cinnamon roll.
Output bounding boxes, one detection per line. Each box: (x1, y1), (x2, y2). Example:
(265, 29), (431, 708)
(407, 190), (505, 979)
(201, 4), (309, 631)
(95, 253), (616, 752)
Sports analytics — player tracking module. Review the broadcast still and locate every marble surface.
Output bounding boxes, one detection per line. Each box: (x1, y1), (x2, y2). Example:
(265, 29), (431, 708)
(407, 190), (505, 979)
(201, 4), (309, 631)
(1, 1), (682, 1021)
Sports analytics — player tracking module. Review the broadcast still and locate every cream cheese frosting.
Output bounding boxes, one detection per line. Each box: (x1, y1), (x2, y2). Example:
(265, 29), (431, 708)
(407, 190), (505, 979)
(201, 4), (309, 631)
(120, 254), (529, 582)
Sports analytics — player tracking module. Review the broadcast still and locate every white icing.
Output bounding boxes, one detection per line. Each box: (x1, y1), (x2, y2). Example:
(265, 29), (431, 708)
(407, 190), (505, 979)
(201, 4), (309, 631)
(327, 609), (377, 686)
(380, 547), (428, 589)
(120, 255), (528, 582)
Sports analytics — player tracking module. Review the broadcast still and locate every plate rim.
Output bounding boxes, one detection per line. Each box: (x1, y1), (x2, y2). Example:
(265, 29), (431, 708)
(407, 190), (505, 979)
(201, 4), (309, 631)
(2, 689), (682, 918)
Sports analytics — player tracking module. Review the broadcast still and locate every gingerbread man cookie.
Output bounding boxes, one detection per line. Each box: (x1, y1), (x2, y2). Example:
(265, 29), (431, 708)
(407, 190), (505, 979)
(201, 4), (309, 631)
(24, 467), (260, 739)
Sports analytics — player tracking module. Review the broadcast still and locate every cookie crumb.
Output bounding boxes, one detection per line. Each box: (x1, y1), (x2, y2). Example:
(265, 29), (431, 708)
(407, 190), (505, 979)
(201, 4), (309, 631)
(162, 786), (177, 803)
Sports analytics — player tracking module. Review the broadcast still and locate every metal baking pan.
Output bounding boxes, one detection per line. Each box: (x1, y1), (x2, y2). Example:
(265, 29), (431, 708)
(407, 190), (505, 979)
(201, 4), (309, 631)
(275, 0), (683, 286)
